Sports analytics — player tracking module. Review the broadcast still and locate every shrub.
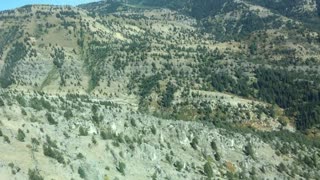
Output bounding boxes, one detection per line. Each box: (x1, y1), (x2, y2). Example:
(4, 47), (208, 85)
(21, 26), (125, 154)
(190, 137), (199, 150)
(17, 129), (26, 142)
(92, 136), (97, 145)
(46, 113), (57, 125)
(28, 169), (43, 180)
(117, 162), (126, 176)
(277, 162), (287, 173)
(31, 138), (40, 146)
(21, 108), (27, 116)
(165, 153), (173, 164)
(130, 118), (137, 127)
(174, 161), (184, 171)
(214, 153), (221, 161)
(77, 153), (85, 159)
(78, 167), (86, 179)
(79, 126), (88, 136)
(244, 143), (255, 159)
(204, 162), (214, 178)
(161, 82), (177, 107)
(64, 109), (73, 120)
(3, 135), (10, 143)
(0, 98), (4, 106)
(151, 125), (157, 135)
(43, 145), (65, 164)
(210, 141), (217, 151)
(16, 95), (26, 107)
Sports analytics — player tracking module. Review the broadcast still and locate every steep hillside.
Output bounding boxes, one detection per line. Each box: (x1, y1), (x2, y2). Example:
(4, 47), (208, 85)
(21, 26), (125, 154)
(0, 1), (320, 179)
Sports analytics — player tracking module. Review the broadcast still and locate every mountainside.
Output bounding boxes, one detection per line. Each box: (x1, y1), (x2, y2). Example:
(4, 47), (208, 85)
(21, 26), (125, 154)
(0, 0), (320, 179)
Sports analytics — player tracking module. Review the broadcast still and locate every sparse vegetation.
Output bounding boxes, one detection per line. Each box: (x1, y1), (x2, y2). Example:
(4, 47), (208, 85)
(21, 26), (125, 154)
(204, 162), (214, 178)
(17, 129), (26, 142)
(0, 1), (320, 179)
(78, 167), (86, 179)
(28, 169), (44, 180)
(117, 162), (126, 176)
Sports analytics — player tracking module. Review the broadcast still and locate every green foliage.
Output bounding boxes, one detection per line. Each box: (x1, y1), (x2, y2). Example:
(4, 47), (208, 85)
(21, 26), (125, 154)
(28, 169), (44, 180)
(214, 153), (221, 161)
(210, 72), (251, 97)
(161, 82), (177, 108)
(46, 113), (57, 125)
(190, 137), (199, 150)
(78, 167), (86, 179)
(0, 98), (4, 106)
(0, 42), (27, 88)
(92, 136), (97, 145)
(29, 97), (53, 111)
(52, 48), (65, 68)
(64, 109), (73, 120)
(3, 135), (10, 143)
(151, 125), (157, 135)
(43, 145), (65, 164)
(277, 162), (287, 173)
(130, 118), (137, 127)
(91, 104), (98, 114)
(165, 153), (173, 164)
(139, 74), (161, 98)
(16, 129), (26, 142)
(46, 135), (58, 148)
(210, 141), (217, 151)
(174, 161), (184, 171)
(79, 126), (88, 136)
(16, 95), (27, 107)
(117, 162), (126, 176)
(254, 67), (320, 130)
(244, 143), (255, 159)
(204, 162), (214, 178)
(113, 59), (128, 71)
(31, 138), (40, 146)
(85, 42), (111, 91)
(77, 153), (85, 159)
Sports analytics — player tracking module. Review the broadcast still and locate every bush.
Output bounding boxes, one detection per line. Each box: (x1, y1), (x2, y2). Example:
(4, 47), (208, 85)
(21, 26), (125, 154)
(28, 169), (43, 180)
(0, 98), (5, 106)
(43, 145), (65, 164)
(161, 82), (177, 107)
(79, 126), (88, 136)
(3, 135), (10, 143)
(204, 162), (214, 178)
(31, 138), (40, 146)
(46, 113), (57, 125)
(77, 153), (85, 159)
(130, 118), (137, 127)
(210, 141), (217, 151)
(174, 161), (184, 171)
(17, 129), (26, 142)
(16, 95), (26, 107)
(151, 125), (157, 135)
(64, 109), (73, 120)
(190, 137), (199, 150)
(78, 167), (86, 179)
(214, 153), (221, 161)
(244, 143), (255, 159)
(277, 162), (287, 173)
(117, 162), (126, 176)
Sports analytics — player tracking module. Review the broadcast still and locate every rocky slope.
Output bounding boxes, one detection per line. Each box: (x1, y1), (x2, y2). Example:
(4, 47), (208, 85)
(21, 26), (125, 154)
(0, 0), (320, 179)
(0, 90), (319, 180)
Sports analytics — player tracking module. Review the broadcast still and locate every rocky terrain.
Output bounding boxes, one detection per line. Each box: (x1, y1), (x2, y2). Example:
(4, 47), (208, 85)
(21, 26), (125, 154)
(0, 0), (320, 179)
